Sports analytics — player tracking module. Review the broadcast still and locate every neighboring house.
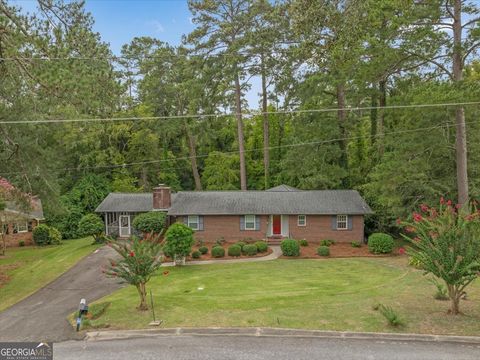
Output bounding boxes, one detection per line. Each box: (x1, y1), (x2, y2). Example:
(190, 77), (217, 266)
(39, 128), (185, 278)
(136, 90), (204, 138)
(96, 184), (372, 243)
(0, 177), (44, 247)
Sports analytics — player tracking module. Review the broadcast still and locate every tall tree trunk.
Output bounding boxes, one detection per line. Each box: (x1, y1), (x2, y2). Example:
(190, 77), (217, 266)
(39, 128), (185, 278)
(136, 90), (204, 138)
(453, 0), (469, 206)
(261, 54), (270, 190)
(336, 82), (348, 173)
(370, 87), (378, 146)
(183, 121), (202, 191)
(378, 79), (387, 156)
(234, 71), (247, 190)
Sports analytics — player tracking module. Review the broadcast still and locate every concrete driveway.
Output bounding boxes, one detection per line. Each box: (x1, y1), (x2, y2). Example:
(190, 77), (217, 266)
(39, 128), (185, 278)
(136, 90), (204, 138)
(0, 246), (123, 342)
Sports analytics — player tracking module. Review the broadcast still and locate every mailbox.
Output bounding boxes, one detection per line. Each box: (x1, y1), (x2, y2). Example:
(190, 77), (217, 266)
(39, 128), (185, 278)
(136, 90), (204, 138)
(76, 298), (89, 331)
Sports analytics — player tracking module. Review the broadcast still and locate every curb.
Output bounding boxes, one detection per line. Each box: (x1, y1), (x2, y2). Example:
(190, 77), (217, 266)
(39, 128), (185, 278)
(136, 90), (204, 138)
(84, 327), (480, 345)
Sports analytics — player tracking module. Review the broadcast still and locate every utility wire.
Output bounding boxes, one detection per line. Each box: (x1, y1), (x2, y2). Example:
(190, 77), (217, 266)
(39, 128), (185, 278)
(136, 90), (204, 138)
(0, 101), (478, 125)
(0, 118), (465, 176)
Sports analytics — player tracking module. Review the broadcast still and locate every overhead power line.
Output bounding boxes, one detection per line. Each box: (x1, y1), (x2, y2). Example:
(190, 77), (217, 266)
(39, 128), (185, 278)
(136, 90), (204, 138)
(0, 118), (466, 177)
(0, 101), (478, 125)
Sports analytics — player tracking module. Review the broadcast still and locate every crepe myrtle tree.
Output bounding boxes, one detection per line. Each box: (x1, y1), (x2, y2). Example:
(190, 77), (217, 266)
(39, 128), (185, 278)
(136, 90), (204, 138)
(104, 237), (162, 310)
(401, 199), (480, 315)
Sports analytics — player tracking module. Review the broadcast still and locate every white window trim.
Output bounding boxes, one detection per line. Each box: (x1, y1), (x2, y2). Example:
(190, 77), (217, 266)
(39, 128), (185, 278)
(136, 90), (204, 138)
(297, 215), (307, 227)
(244, 215), (256, 231)
(336, 215), (348, 230)
(187, 215), (199, 230)
(16, 221), (29, 233)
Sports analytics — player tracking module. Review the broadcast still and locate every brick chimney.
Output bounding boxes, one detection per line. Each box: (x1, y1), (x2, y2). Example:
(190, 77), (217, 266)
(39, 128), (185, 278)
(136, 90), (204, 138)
(153, 184), (171, 209)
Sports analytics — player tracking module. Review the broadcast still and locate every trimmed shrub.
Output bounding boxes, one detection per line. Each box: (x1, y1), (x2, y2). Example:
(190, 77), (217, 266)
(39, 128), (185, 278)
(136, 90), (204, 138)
(33, 224), (51, 246)
(368, 233), (394, 254)
(199, 246), (208, 255)
(320, 239), (335, 247)
(255, 241), (268, 253)
(211, 245), (225, 258)
(299, 239), (308, 247)
(236, 241), (246, 250)
(18, 240), (25, 247)
(280, 239), (300, 256)
(191, 250), (201, 259)
(164, 223), (195, 259)
(243, 244), (258, 256)
(317, 245), (330, 256)
(33, 224), (62, 246)
(132, 211), (167, 235)
(215, 237), (226, 246)
(351, 240), (361, 248)
(48, 227), (62, 245)
(228, 244), (242, 257)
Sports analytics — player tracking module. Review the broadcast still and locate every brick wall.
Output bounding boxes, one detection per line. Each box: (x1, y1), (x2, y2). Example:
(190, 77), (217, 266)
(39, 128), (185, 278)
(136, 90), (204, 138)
(289, 215), (364, 243)
(3, 220), (39, 247)
(176, 214), (364, 243)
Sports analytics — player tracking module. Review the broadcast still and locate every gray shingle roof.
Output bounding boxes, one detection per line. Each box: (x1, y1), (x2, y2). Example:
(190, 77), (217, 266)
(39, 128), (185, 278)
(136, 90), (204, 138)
(167, 189), (372, 216)
(95, 193), (154, 212)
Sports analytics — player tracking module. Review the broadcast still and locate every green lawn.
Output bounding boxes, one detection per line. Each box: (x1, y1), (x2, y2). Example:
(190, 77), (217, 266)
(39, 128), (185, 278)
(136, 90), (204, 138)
(0, 238), (97, 312)
(83, 258), (480, 336)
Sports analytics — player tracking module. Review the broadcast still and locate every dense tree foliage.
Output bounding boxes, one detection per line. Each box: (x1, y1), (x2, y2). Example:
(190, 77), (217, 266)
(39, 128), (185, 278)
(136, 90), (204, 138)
(1, 0), (480, 234)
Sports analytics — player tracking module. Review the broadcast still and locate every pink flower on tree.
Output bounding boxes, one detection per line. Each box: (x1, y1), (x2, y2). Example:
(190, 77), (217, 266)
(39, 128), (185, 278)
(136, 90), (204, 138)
(440, 197), (446, 205)
(420, 204), (429, 212)
(405, 226), (416, 233)
(396, 218), (402, 225)
(398, 247), (406, 255)
(413, 212), (423, 222)
(129, 251), (135, 257)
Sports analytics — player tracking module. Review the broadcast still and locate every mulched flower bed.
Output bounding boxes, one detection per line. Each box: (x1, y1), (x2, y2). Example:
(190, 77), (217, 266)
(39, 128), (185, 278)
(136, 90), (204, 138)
(280, 243), (398, 259)
(188, 242), (273, 261)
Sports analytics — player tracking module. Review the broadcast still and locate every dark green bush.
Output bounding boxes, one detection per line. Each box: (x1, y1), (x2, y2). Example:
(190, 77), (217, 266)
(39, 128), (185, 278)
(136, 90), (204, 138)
(255, 241), (268, 253)
(280, 239), (300, 256)
(368, 233), (394, 254)
(211, 245), (225, 258)
(199, 246), (208, 255)
(228, 244), (242, 257)
(351, 240), (361, 248)
(33, 224), (50, 246)
(320, 239), (335, 247)
(164, 223), (195, 258)
(48, 227), (62, 245)
(317, 246), (330, 256)
(299, 239), (308, 247)
(18, 240), (25, 247)
(33, 224), (62, 246)
(132, 212), (167, 235)
(78, 213), (104, 243)
(191, 250), (201, 259)
(236, 241), (246, 250)
(243, 244), (258, 256)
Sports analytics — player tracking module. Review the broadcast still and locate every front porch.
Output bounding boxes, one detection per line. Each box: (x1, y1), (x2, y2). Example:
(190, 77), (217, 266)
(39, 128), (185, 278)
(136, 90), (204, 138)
(266, 215), (289, 244)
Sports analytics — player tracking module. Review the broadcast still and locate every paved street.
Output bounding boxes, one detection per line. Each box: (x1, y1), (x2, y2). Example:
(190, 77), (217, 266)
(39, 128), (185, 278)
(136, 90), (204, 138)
(54, 335), (480, 360)
(0, 246), (123, 342)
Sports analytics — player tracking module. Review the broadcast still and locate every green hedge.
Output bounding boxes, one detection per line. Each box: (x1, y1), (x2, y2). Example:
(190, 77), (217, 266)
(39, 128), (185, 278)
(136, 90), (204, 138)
(211, 245), (225, 258)
(243, 244), (258, 256)
(132, 212), (167, 234)
(280, 239), (300, 256)
(368, 233), (394, 254)
(317, 245), (330, 256)
(255, 241), (268, 253)
(228, 244), (242, 257)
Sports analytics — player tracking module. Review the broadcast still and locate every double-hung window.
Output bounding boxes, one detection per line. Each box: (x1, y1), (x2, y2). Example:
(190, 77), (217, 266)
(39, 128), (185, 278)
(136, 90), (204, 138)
(14, 222), (29, 233)
(187, 215), (199, 230)
(297, 215), (306, 226)
(336, 215), (348, 230)
(244, 215), (256, 230)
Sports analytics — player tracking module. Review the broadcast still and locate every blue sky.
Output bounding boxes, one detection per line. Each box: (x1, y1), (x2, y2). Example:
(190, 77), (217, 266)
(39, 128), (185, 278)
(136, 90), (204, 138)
(14, 0), (261, 107)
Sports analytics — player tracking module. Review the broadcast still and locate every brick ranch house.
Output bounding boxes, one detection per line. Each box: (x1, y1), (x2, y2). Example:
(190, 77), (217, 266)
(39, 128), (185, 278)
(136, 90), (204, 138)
(96, 184), (372, 243)
(0, 177), (44, 247)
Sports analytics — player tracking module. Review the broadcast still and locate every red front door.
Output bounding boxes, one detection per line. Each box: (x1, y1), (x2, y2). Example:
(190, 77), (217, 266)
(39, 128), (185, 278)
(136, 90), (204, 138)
(272, 215), (282, 235)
